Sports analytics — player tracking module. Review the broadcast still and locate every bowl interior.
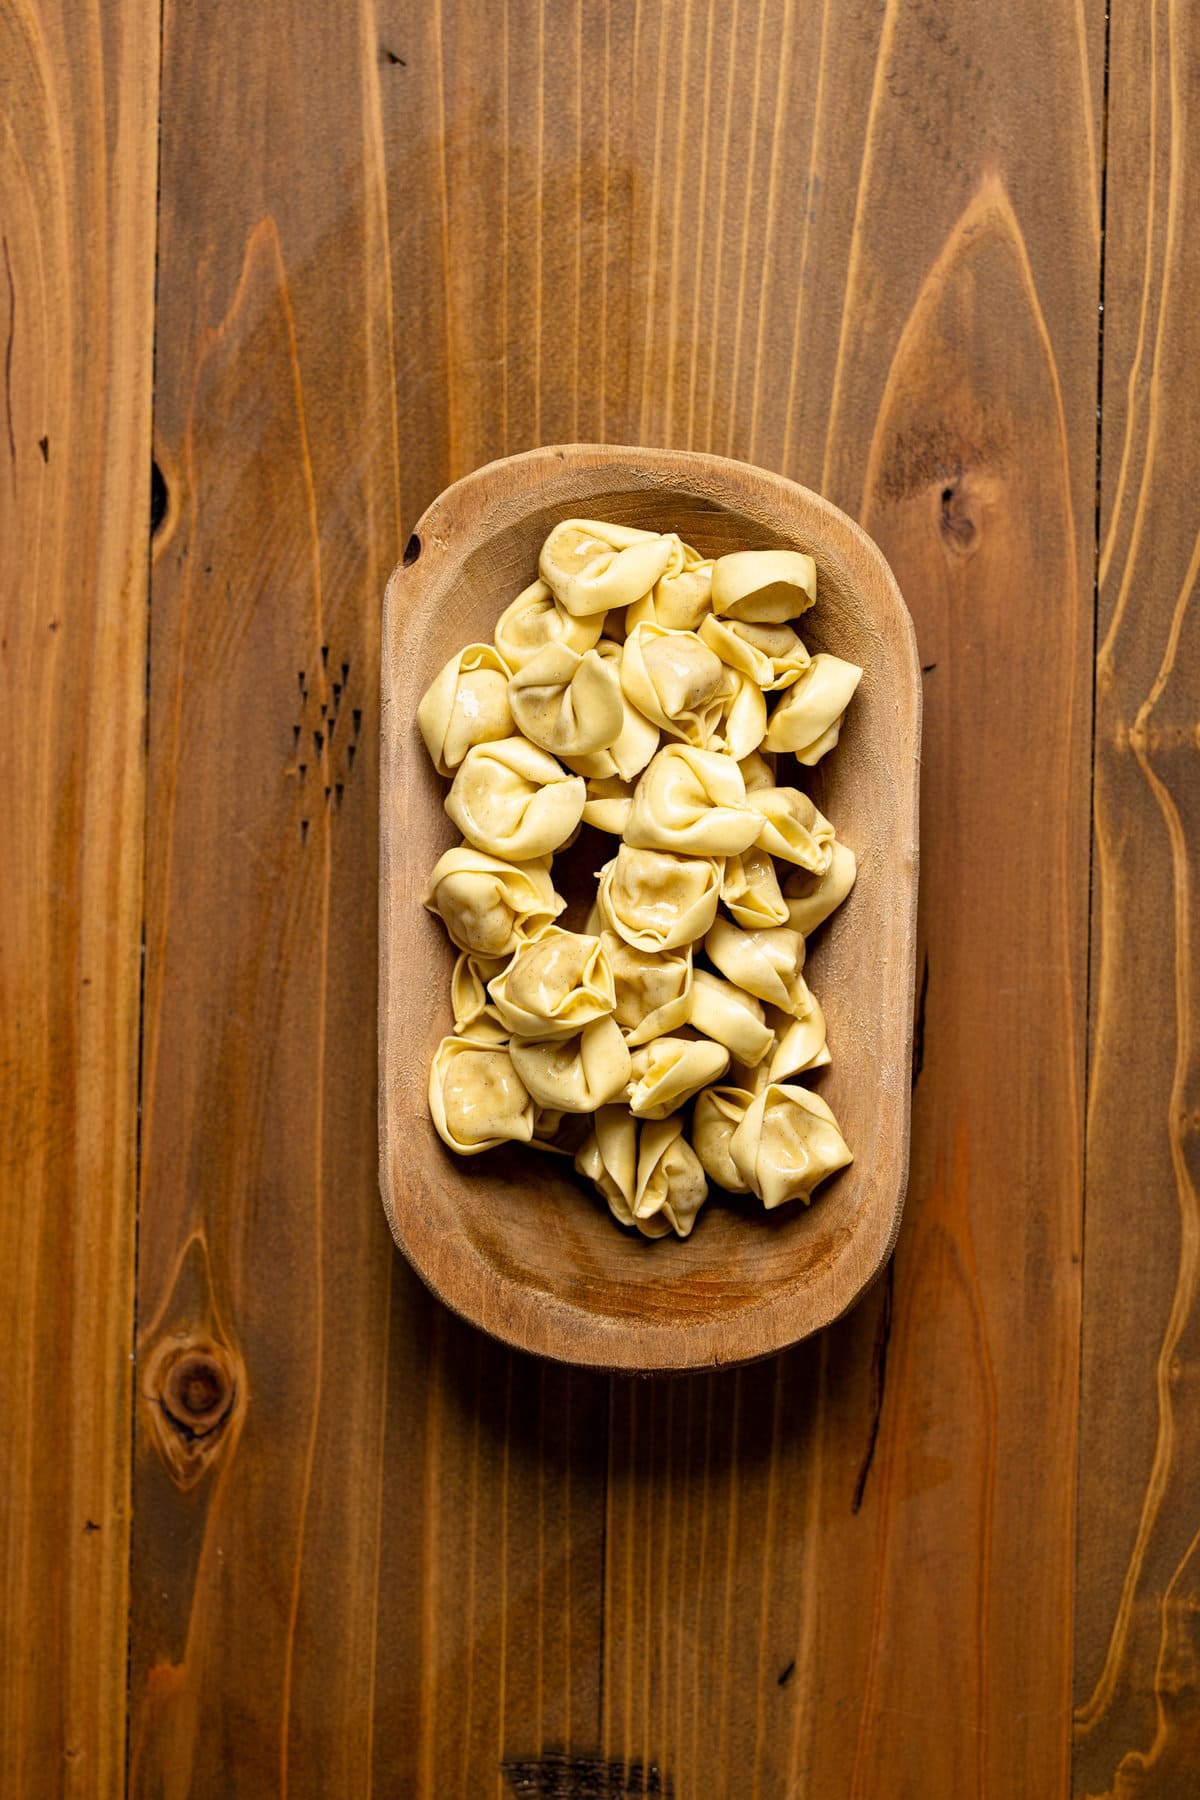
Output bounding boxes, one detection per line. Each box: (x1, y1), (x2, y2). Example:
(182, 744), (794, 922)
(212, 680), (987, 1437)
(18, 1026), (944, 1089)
(380, 448), (919, 1369)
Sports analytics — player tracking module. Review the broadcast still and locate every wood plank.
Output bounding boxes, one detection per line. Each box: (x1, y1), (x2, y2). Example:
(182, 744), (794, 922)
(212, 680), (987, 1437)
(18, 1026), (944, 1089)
(1073, 2), (1200, 1793)
(0, 2), (158, 1793)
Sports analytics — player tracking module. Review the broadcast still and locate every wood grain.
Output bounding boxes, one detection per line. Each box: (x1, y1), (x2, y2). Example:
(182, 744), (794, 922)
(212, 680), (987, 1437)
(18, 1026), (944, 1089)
(380, 447), (920, 1371)
(0, 3), (158, 1793)
(1074, 2), (1200, 1793)
(125, 1), (1107, 1797)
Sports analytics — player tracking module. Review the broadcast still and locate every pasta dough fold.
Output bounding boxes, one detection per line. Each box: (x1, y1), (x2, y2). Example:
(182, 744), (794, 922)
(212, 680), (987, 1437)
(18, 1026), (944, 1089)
(597, 845), (724, 952)
(711, 549), (817, 623)
(747, 786), (836, 872)
(729, 1083), (853, 1208)
(508, 642), (625, 757)
(627, 1035), (731, 1119)
(763, 653), (862, 762)
(540, 519), (677, 616)
(417, 643), (515, 774)
(487, 928), (616, 1037)
(445, 736), (586, 860)
(510, 1015), (631, 1112)
(624, 745), (762, 856)
(783, 840), (857, 935)
(493, 578), (604, 670)
(423, 845), (564, 956)
(429, 1037), (535, 1154)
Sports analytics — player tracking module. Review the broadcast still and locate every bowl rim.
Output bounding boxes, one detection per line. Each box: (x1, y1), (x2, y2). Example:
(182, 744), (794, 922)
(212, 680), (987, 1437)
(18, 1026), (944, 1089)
(379, 443), (921, 1371)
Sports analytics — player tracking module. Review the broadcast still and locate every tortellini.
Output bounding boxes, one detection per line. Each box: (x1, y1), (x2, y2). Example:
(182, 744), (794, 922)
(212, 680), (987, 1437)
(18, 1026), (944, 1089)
(419, 521), (859, 1238)
(746, 785), (836, 872)
(445, 737), (586, 860)
(721, 846), (790, 928)
(487, 928), (616, 1037)
(704, 920), (808, 1014)
(509, 1015), (631, 1112)
(494, 578), (605, 670)
(423, 845), (564, 956)
(728, 1083), (853, 1208)
(603, 931), (693, 1045)
(540, 519), (677, 616)
(575, 1109), (708, 1238)
(691, 1085), (754, 1191)
(712, 549), (817, 623)
(429, 1037), (535, 1154)
(763, 653), (863, 763)
(598, 845), (724, 952)
(783, 840), (858, 935)
(620, 624), (728, 746)
(417, 643), (515, 774)
(507, 642), (625, 758)
(624, 745), (762, 856)
(627, 1034), (731, 1119)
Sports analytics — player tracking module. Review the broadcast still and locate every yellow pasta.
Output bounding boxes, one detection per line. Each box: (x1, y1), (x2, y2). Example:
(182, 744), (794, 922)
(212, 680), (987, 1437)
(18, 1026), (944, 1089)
(420, 514), (859, 1235)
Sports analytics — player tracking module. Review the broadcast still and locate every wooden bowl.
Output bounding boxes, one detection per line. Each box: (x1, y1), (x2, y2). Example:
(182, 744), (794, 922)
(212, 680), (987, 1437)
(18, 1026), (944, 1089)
(379, 446), (920, 1371)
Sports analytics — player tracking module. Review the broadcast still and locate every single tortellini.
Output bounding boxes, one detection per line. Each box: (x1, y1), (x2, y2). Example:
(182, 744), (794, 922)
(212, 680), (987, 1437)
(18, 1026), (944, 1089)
(691, 1084), (755, 1190)
(509, 1014), (631, 1112)
(763, 653), (863, 762)
(766, 992), (831, 1082)
(423, 845), (564, 956)
(429, 1036), (535, 1154)
(450, 951), (511, 1044)
(624, 745), (762, 856)
(487, 927), (616, 1037)
(711, 549), (817, 624)
(738, 749), (777, 791)
(507, 642), (625, 757)
(493, 578), (604, 670)
(597, 845), (724, 952)
(783, 841), (858, 935)
(417, 643), (515, 775)
(581, 776), (636, 835)
(445, 736), (586, 861)
(619, 623), (727, 746)
(562, 640), (660, 781)
(709, 666), (768, 760)
(721, 846), (790, 928)
(687, 970), (774, 1065)
(574, 1104), (639, 1227)
(729, 1083), (853, 1209)
(704, 919), (808, 1014)
(540, 519), (677, 617)
(699, 616), (811, 691)
(627, 1034), (730, 1119)
(625, 539), (714, 633)
(633, 1115), (708, 1238)
(602, 930), (693, 1045)
(747, 786), (836, 873)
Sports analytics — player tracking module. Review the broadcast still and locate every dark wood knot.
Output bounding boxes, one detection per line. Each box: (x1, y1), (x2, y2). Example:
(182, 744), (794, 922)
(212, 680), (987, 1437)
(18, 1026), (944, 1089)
(160, 1348), (235, 1437)
(402, 531), (421, 566)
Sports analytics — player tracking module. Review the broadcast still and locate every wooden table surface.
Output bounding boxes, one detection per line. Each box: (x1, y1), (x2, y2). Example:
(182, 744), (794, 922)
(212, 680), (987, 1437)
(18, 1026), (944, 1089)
(3, 1), (1197, 1795)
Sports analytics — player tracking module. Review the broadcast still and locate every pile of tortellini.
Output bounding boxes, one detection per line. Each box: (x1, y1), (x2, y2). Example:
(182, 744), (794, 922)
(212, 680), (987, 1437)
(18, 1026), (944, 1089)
(420, 518), (862, 1240)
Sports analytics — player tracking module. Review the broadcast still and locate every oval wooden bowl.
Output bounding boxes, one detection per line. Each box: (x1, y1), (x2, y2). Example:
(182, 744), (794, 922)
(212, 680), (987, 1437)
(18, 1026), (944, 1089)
(379, 446), (920, 1372)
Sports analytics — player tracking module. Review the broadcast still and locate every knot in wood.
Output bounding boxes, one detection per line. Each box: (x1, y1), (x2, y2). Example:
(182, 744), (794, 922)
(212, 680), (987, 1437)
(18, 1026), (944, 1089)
(158, 1344), (235, 1437)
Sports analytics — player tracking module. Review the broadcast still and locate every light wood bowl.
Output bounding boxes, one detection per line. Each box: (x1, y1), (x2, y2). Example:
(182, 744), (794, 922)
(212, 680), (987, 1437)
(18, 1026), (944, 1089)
(379, 446), (920, 1371)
